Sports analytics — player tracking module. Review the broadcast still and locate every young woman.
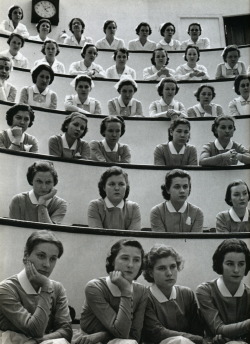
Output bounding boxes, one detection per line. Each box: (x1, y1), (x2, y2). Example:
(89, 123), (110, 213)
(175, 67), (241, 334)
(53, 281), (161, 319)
(69, 43), (106, 78)
(187, 84), (224, 117)
(216, 180), (250, 233)
(64, 75), (102, 115)
(63, 18), (93, 46)
(215, 45), (246, 79)
(34, 40), (65, 74)
(143, 244), (205, 344)
(199, 115), (250, 166)
(175, 45), (209, 81)
(19, 63), (57, 109)
(156, 22), (181, 51)
(0, 103), (38, 152)
(229, 74), (250, 116)
(0, 5), (29, 38)
(108, 77), (143, 117)
(88, 167), (141, 230)
(196, 239), (250, 344)
(0, 230), (72, 343)
(29, 18), (52, 42)
(149, 77), (186, 118)
(0, 32), (28, 68)
(128, 22), (156, 51)
(9, 161), (67, 224)
(143, 48), (175, 81)
(180, 23), (210, 50)
(106, 48), (136, 79)
(0, 55), (17, 102)
(49, 112), (90, 159)
(150, 169), (204, 232)
(89, 116), (131, 163)
(154, 118), (198, 166)
(95, 20), (125, 50)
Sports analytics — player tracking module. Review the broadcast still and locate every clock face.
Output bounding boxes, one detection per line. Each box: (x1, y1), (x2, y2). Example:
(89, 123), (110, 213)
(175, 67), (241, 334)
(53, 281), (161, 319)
(34, 1), (56, 18)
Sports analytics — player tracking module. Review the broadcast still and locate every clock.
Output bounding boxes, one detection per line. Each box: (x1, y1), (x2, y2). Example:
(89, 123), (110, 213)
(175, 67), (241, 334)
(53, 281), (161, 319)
(31, 0), (59, 26)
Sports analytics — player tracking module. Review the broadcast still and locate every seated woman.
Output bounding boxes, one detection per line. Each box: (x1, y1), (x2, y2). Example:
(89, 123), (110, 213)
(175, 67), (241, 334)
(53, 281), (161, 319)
(154, 118), (198, 166)
(0, 103), (38, 152)
(89, 116), (131, 163)
(75, 239), (147, 344)
(196, 239), (250, 344)
(187, 84), (224, 117)
(63, 18), (93, 46)
(149, 77), (186, 118)
(0, 55), (17, 102)
(150, 169), (204, 232)
(64, 75), (102, 115)
(69, 43), (106, 78)
(175, 45), (209, 81)
(0, 230), (72, 344)
(34, 40), (65, 74)
(19, 63), (57, 109)
(49, 112), (90, 159)
(96, 20), (125, 50)
(29, 18), (52, 42)
(199, 115), (250, 166)
(156, 22), (181, 51)
(215, 45), (246, 79)
(0, 33), (28, 69)
(143, 48), (175, 81)
(180, 22), (210, 50)
(229, 74), (250, 116)
(216, 180), (250, 233)
(108, 76), (143, 117)
(106, 48), (136, 79)
(0, 5), (29, 38)
(143, 244), (205, 344)
(9, 161), (67, 224)
(128, 22), (156, 51)
(88, 167), (141, 230)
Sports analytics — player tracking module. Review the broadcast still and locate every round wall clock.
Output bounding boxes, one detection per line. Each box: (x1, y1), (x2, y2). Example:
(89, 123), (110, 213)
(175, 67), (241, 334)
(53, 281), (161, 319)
(31, 0), (59, 25)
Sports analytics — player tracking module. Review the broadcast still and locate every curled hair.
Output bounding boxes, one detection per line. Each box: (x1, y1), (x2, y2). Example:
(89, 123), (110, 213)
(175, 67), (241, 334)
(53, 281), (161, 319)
(41, 40), (60, 56)
(7, 33), (25, 48)
(98, 166), (130, 199)
(184, 45), (200, 62)
(69, 18), (85, 34)
(160, 22), (176, 36)
(194, 84), (216, 101)
(6, 103), (35, 127)
(31, 64), (54, 84)
(113, 48), (129, 61)
(222, 45), (240, 62)
(212, 239), (250, 275)
(26, 161), (58, 186)
(224, 179), (250, 206)
(36, 18), (52, 33)
(24, 230), (63, 258)
(168, 118), (191, 141)
(106, 239), (144, 279)
(143, 244), (184, 282)
(233, 74), (250, 95)
(151, 48), (169, 66)
(211, 115), (235, 138)
(81, 44), (98, 59)
(8, 5), (23, 20)
(117, 79), (137, 93)
(61, 112), (88, 137)
(187, 22), (202, 34)
(100, 115), (125, 137)
(161, 169), (191, 201)
(157, 77), (179, 97)
(135, 22), (152, 35)
(0, 56), (13, 79)
(103, 20), (117, 33)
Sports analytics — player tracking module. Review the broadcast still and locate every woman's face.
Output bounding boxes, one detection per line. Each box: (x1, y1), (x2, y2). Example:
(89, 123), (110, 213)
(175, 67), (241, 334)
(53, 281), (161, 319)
(164, 25), (175, 40)
(32, 171), (54, 199)
(230, 184), (249, 210)
(113, 245), (142, 282)
(84, 47), (98, 64)
(154, 50), (167, 67)
(186, 48), (198, 64)
(120, 85), (135, 103)
(151, 256), (178, 293)
(39, 22), (51, 35)
(75, 81), (91, 98)
(104, 122), (122, 146)
(9, 36), (22, 55)
(105, 22), (117, 36)
(238, 78), (250, 99)
(225, 50), (239, 68)
(162, 82), (176, 103)
(66, 117), (87, 140)
(138, 25), (150, 39)
(104, 174), (126, 206)
(171, 124), (190, 146)
(167, 177), (190, 204)
(222, 252), (246, 288)
(189, 24), (201, 40)
(115, 51), (128, 66)
(0, 60), (11, 80)
(215, 119), (235, 141)
(45, 43), (57, 58)
(35, 70), (51, 91)
(199, 87), (213, 107)
(11, 7), (22, 24)
(72, 19), (83, 34)
(11, 110), (30, 132)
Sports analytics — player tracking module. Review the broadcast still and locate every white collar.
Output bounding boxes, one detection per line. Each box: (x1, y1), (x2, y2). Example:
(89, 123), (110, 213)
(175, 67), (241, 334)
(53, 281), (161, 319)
(102, 138), (118, 152)
(150, 284), (176, 302)
(5, 50), (23, 61)
(236, 95), (250, 102)
(75, 94), (90, 105)
(183, 63), (195, 71)
(166, 200), (187, 213)
(217, 276), (244, 297)
(17, 269), (40, 294)
(28, 189), (52, 206)
(214, 138), (233, 150)
(225, 63), (239, 70)
(197, 103), (206, 114)
(106, 276), (132, 296)
(104, 197), (124, 209)
(117, 95), (133, 108)
(159, 39), (174, 47)
(32, 84), (49, 96)
(7, 128), (25, 143)
(159, 98), (175, 107)
(61, 133), (77, 150)
(169, 141), (185, 154)
(229, 207), (248, 222)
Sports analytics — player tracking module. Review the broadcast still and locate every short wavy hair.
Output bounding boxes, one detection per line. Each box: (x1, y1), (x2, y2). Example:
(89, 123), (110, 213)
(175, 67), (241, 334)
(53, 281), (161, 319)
(0, 56), (13, 79)
(26, 161), (58, 186)
(81, 44), (98, 59)
(36, 18), (52, 33)
(8, 5), (23, 20)
(135, 22), (152, 35)
(151, 48), (169, 66)
(6, 103), (35, 127)
(103, 20), (117, 33)
(100, 115), (125, 137)
(61, 112), (88, 137)
(98, 166), (130, 199)
(69, 18), (85, 34)
(106, 239), (144, 279)
(233, 74), (250, 95)
(7, 33), (25, 48)
(224, 179), (250, 206)
(187, 22), (202, 35)
(143, 244), (184, 282)
(41, 40), (60, 56)
(161, 169), (191, 201)
(113, 48), (129, 61)
(212, 239), (250, 275)
(117, 79), (137, 93)
(168, 118), (191, 142)
(184, 45), (200, 62)
(157, 77), (179, 97)
(194, 84), (216, 101)
(31, 64), (54, 84)
(160, 22), (176, 36)
(222, 45), (240, 62)
(211, 115), (235, 138)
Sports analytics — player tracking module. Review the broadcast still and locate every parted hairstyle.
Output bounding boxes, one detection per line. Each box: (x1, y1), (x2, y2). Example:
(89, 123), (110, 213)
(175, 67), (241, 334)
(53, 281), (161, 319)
(212, 239), (250, 275)
(168, 118), (190, 142)
(135, 22), (152, 35)
(194, 84), (216, 101)
(31, 63), (54, 84)
(41, 40), (60, 56)
(161, 169), (191, 200)
(98, 166), (130, 199)
(106, 238), (144, 279)
(157, 77), (179, 97)
(117, 79), (137, 93)
(103, 20), (117, 33)
(26, 161), (58, 186)
(184, 45), (200, 62)
(233, 74), (250, 95)
(69, 18), (85, 33)
(187, 22), (202, 34)
(61, 112), (88, 137)
(81, 44), (98, 59)
(222, 45), (240, 62)
(225, 179), (250, 206)
(100, 115), (125, 137)
(24, 230), (63, 258)
(211, 115), (235, 138)
(113, 48), (129, 61)
(8, 5), (23, 20)
(143, 244), (184, 282)
(0, 56), (13, 79)
(7, 32), (25, 47)
(36, 18), (52, 33)
(6, 103), (35, 127)
(160, 22), (176, 36)
(151, 48), (169, 66)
